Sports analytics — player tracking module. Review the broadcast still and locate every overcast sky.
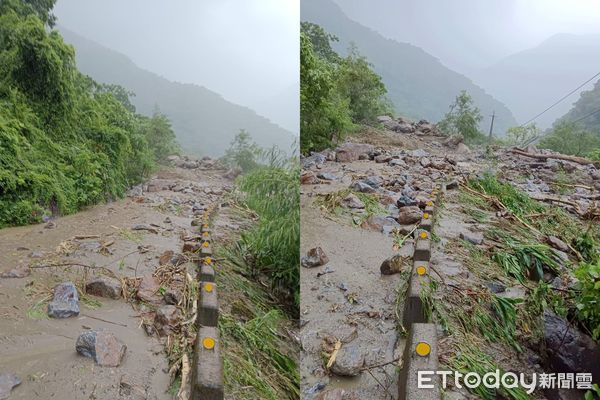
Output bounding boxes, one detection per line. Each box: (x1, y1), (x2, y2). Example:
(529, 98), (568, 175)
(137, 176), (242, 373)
(54, 0), (299, 131)
(333, 0), (600, 72)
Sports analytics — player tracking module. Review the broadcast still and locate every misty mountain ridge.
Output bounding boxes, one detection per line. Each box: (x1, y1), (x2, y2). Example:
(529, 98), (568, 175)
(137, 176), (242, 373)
(472, 32), (600, 128)
(58, 26), (296, 157)
(301, 0), (518, 136)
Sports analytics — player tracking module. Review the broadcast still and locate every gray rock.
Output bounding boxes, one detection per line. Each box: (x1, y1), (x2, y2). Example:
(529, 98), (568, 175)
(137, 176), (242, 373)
(486, 281), (506, 294)
(547, 236), (569, 253)
(389, 159), (408, 168)
(317, 389), (346, 400)
(361, 215), (400, 232)
(446, 179), (459, 190)
(331, 343), (365, 376)
(0, 266), (30, 279)
(460, 231), (484, 245)
(363, 176), (383, 188)
(410, 149), (429, 158)
(76, 330), (127, 367)
(301, 247), (329, 268)
(397, 206), (423, 224)
(335, 143), (374, 163)
(0, 373), (20, 400)
(374, 154), (392, 163)
(342, 194), (365, 209)
(396, 196), (417, 208)
(376, 115), (392, 123)
(420, 157), (431, 168)
(48, 282), (80, 318)
(86, 276), (122, 299)
(154, 305), (180, 336)
(317, 172), (338, 181)
(544, 311), (600, 378)
(351, 181), (376, 193)
(456, 143), (471, 154)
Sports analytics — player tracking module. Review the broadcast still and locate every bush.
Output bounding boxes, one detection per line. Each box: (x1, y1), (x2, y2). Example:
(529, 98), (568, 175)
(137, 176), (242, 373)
(574, 262), (600, 340)
(438, 90), (485, 143)
(539, 121), (600, 157)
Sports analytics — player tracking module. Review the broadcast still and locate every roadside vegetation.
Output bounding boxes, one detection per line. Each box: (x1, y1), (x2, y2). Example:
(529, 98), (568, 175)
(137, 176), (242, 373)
(0, 0), (179, 228)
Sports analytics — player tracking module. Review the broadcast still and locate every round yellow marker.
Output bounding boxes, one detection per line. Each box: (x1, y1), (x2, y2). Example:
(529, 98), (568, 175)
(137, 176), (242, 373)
(202, 241), (210, 248)
(426, 201), (433, 207)
(416, 265), (427, 276)
(202, 337), (216, 350)
(204, 257), (213, 265)
(202, 224), (209, 229)
(420, 231), (428, 239)
(415, 342), (431, 357)
(423, 213), (430, 220)
(202, 232), (209, 238)
(204, 283), (214, 292)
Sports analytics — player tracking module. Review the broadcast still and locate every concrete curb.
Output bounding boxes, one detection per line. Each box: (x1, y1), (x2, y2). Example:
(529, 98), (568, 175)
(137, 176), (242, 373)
(398, 323), (440, 400)
(191, 325), (224, 400)
(402, 261), (431, 327)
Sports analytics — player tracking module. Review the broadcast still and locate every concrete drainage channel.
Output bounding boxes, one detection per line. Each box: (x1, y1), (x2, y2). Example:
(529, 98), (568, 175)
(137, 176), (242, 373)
(398, 183), (445, 400)
(187, 203), (224, 400)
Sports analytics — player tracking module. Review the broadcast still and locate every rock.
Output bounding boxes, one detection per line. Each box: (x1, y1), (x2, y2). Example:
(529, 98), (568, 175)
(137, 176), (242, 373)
(76, 330), (127, 367)
(396, 196), (418, 208)
(137, 276), (162, 304)
(380, 255), (407, 275)
(460, 231), (484, 245)
(301, 247), (329, 268)
(223, 167), (242, 179)
(351, 181), (376, 193)
(0, 373), (21, 400)
(163, 289), (181, 305)
(131, 224), (158, 234)
(546, 236), (569, 253)
(335, 143), (374, 163)
(374, 154), (392, 163)
(443, 134), (464, 148)
(486, 281), (506, 294)
(544, 311), (600, 378)
(317, 172), (338, 181)
(331, 343), (365, 376)
(446, 179), (459, 190)
(86, 276), (122, 300)
(363, 176), (383, 188)
(420, 157), (431, 168)
(361, 214), (399, 232)
(317, 389), (346, 400)
(456, 143), (471, 154)
(301, 171), (319, 185)
(182, 242), (201, 253)
(0, 265), (30, 278)
(410, 149), (429, 158)
(395, 122), (415, 134)
(126, 185), (143, 197)
(342, 194), (365, 209)
(154, 305), (180, 336)
(159, 250), (174, 266)
(48, 282), (80, 318)
(397, 206), (423, 224)
(376, 115), (392, 123)
(302, 152), (328, 168)
(389, 158), (408, 168)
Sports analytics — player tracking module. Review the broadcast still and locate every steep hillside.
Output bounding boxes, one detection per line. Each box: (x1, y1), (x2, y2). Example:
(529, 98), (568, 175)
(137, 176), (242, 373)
(58, 26), (296, 156)
(554, 78), (600, 135)
(475, 33), (600, 128)
(301, 0), (517, 135)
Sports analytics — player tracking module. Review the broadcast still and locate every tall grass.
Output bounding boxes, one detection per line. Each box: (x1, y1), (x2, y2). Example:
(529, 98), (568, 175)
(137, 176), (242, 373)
(236, 151), (300, 311)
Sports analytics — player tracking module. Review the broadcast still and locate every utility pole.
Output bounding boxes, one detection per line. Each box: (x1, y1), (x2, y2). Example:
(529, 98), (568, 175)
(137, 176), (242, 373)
(488, 111), (496, 143)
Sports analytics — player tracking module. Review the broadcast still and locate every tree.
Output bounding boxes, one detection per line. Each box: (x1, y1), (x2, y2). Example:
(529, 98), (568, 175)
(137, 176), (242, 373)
(300, 22), (340, 63)
(539, 121), (600, 157)
(139, 110), (179, 163)
(438, 90), (483, 141)
(221, 130), (261, 172)
(506, 124), (542, 147)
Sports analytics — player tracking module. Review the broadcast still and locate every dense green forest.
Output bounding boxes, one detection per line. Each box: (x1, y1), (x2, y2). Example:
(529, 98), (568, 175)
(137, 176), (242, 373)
(301, 0), (517, 136)
(0, 0), (178, 227)
(58, 26), (296, 156)
(300, 22), (390, 153)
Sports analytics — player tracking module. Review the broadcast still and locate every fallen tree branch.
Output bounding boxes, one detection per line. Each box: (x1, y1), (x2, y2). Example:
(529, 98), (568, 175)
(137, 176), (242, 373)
(528, 194), (583, 214)
(511, 148), (596, 166)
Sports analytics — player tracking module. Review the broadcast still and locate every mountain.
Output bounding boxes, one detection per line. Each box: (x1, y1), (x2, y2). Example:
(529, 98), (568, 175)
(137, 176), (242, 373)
(301, 0), (517, 135)
(58, 26), (296, 156)
(554, 78), (600, 135)
(474, 33), (600, 128)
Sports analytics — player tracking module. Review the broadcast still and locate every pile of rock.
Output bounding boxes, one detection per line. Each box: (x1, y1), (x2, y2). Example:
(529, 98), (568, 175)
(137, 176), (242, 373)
(377, 115), (442, 136)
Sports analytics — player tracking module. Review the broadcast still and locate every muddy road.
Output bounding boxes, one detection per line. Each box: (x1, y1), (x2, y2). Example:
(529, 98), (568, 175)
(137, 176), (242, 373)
(0, 162), (230, 400)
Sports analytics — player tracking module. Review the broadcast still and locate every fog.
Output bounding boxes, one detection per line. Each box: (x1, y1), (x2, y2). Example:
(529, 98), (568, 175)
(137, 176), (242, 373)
(53, 0), (300, 133)
(332, 0), (600, 127)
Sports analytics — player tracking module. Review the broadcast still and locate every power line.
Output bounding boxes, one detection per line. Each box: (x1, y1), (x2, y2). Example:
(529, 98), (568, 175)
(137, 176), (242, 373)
(572, 107), (600, 124)
(520, 70), (600, 126)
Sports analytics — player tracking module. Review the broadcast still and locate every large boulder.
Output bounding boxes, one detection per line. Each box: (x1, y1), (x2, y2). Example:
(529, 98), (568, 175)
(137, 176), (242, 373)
(335, 143), (374, 163)
(47, 282), (80, 318)
(331, 343), (365, 376)
(86, 276), (122, 300)
(76, 330), (127, 367)
(397, 206), (423, 224)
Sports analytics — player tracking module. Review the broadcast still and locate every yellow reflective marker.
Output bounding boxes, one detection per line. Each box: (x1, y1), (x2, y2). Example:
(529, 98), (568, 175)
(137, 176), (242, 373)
(202, 241), (209, 248)
(416, 265), (427, 276)
(415, 342), (431, 357)
(204, 257), (213, 265)
(426, 201), (433, 207)
(204, 282), (214, 292)
(420, 231), (428, 239)
(202, 337), (216, 350)
(202, 232), (209, 238)
(423, 213), (430, 220)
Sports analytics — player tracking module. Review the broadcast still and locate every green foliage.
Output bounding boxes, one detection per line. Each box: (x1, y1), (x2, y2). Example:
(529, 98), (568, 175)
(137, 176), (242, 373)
(236, 152), (300, 310)
(573, 262), (600, 339)
(0, 2), (178, 227)
(438, 90), (484, 142)
(138, 110), (179, 163)
(300, 23), (391, 153)
(506, 124), (542, 147)
(539, 121), (600, 157)
(221, 130), (261, 172)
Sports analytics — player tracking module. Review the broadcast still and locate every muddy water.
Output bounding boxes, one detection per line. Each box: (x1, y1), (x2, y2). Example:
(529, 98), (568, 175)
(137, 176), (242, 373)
(0, 166), (229, 400)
